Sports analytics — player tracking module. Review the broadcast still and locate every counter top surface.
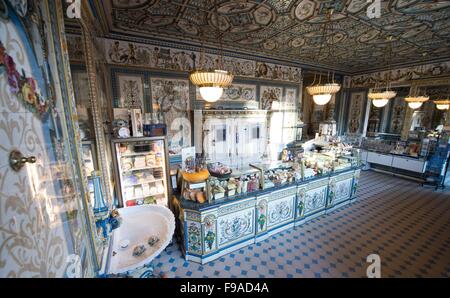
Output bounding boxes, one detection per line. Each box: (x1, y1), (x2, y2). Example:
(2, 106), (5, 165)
(359, 148), (426, 161)
(176, 166), (361, 212)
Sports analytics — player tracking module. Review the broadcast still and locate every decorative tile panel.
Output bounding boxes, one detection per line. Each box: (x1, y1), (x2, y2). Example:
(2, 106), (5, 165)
(103, 38), (302, 83)
(256, 198), (268, 234)
(330, 178), (353, 205)
(304, 185), (328, 215)
(267, 195), (295, 228)
(270, 186), (297, 201)
(185, 211), (201, 222)
(217, 208), (255, 247)
(203, 215), (217, 253)
(296, 186), (307, 219)
(186, 221), (202, 254)
(218, 198), (256, 216)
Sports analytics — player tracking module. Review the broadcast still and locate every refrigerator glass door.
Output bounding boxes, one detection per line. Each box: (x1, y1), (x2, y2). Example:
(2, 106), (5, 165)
(115, 139), (168, 207)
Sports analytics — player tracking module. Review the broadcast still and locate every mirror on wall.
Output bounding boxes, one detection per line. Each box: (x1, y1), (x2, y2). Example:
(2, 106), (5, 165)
(407, 84), (450, 132)
(364, 86), (409, 139)
(362, 84), (449, 139)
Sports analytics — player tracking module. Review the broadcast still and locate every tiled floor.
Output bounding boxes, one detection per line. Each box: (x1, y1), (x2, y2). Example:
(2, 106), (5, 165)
(153, 170), (450, 278)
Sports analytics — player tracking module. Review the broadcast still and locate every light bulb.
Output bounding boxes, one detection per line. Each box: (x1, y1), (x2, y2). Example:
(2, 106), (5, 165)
(199, 87), (223, 102)
(313, 94), (332, 105)
(408, 102), (423, 109)
(372, 99), (389, 108)
(436, 104), (449, 110)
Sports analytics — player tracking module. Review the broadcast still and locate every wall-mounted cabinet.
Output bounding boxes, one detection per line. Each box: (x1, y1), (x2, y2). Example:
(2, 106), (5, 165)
(196, 110), (268, 168)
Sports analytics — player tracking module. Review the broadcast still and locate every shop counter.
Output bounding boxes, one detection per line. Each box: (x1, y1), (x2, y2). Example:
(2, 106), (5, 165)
(360, 149), (427, 177)
(173, 167), (361, 264)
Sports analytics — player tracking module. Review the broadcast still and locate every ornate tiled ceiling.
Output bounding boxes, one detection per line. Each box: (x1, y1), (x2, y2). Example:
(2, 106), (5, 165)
(96, 0), (450, 74)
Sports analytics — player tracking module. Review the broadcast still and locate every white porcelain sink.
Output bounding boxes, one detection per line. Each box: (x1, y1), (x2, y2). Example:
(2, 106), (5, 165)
(107, 205), (175, 274)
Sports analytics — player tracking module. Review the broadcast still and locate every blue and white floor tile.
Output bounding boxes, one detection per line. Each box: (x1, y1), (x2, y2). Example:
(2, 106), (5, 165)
(153, 171), (450, 278)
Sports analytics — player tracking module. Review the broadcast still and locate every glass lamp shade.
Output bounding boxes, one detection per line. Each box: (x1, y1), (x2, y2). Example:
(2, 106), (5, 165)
(368, 90), (396, 108)
(434, 100), (450, 110)
(407, 101), (423, 109)
(190, 69), (233, 102)
(372, 98), (389, 108)
(436, 104), (450, 110)
(368, 90), (396, 100)
(405, 96), (428, 110)
(199, 86), (223, 102)
(312, 94), (332, 105)
(307, 83), (340, 106)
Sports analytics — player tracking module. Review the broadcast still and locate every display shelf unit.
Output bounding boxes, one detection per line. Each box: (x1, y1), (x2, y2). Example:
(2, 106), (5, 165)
(112, 137), (171, 208)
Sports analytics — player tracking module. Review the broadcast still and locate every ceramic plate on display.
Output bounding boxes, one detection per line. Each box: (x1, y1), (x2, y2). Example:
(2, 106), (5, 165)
(118, 127), (130, 138)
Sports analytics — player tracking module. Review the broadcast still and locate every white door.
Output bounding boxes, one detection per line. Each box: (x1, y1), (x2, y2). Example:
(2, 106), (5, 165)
(203, 117), (234, 165)
(0, 2), (93, 277)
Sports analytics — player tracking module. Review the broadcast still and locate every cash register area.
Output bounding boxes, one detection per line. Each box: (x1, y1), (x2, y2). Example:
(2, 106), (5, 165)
(1, 0), (449, 278)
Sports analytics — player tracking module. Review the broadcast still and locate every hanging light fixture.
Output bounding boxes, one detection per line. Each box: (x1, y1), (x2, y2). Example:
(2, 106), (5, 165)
(189, 0), (233, 102)
(307, 83), (341, 105)
(306, 8), (341, 106)
(404, 86), (429, 110)
(368, 36), (396, 108)
(434, 93), (450, 110)
(434, 100), (450, 110)
(368, 91), (397, 108)
(405, 96), (429, 109)
(190, 70), (233, 102)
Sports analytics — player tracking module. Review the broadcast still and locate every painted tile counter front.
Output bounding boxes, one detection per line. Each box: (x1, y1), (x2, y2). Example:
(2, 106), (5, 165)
(176, 168), (361, 264)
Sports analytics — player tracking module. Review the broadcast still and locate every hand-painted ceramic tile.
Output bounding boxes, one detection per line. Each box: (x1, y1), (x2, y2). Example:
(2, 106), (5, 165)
(260, 86), (282, 110)
(105, 39), (301, 83)
(283, 88), (297, 110)
(347, 92), (366, 134)
(150, 77), (191, 155)
(107, 39), (195, 71)
(117, 74), (144, 109)
(195, 83), (258, 109)
(0, 1), (93, 277)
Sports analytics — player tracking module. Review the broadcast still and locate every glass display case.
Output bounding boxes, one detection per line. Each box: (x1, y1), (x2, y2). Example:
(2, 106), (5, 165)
(206, 166), (261, 201)
(333, 155), (355, 172)
(112, 137), (170, 208)
(360, 137), (432, 158)
(301, 153), (334, 179)
(250, 161), (302, 189)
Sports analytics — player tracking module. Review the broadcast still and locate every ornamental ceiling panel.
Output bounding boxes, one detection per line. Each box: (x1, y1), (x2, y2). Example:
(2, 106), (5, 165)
(97, 0), (450, 74)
